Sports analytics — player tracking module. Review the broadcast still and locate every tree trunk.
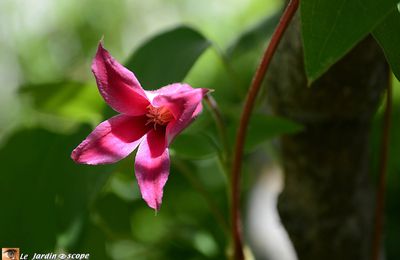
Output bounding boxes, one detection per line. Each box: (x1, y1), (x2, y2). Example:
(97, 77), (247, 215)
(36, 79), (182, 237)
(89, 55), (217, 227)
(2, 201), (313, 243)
(266, 14), (389, 260)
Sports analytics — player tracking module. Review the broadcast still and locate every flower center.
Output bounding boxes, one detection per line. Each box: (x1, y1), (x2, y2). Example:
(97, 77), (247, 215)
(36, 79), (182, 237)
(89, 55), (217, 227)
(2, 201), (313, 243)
(145, 105), (174, 129)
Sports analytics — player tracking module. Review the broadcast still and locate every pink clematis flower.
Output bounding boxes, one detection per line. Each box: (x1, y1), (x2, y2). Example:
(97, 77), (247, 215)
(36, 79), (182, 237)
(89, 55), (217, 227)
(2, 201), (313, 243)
(71, 42), (209, 210)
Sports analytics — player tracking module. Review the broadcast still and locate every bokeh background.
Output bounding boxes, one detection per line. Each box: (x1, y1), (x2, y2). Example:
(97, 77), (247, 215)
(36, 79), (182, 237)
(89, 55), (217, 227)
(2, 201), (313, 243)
(0, 0), (399, 259)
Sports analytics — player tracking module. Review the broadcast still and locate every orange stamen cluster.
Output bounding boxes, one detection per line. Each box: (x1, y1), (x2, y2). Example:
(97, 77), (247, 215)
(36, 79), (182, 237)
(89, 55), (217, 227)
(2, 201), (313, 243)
(145, 105), (174, 129)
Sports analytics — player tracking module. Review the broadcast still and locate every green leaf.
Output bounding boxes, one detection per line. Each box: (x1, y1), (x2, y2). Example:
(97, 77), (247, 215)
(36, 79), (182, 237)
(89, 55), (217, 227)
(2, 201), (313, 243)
(227, 12), (280, 59)
(94, 193), (133, 238)
(171, 133), (216, 159)
(228, 114), (304, 152)
(0, 127), (112, 252)
(125, 26), (210, 88)
(20, 81), (104, 130)
(373, 7), (400, 81)
(225, 12), (281, 95)
(301, 0), (398, 82)
(0, 129), (58, 252)
(74, 220), (112, 260)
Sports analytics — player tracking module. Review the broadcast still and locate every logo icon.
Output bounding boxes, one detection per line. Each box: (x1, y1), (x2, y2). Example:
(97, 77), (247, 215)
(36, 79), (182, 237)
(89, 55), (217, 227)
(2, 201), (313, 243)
(2, 248), (19, 260)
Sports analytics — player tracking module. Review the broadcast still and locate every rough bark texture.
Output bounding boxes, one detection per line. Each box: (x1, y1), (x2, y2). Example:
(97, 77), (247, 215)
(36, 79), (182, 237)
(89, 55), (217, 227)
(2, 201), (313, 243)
(266, 14), (389, 260)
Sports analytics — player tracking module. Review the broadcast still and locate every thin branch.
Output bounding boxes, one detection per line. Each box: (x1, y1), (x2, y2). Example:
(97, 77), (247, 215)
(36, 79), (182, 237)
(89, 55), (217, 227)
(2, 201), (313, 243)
(372, 74), (393, 260)
(230, 0), (299, 259)
(204, 94), (231, 166)
(172, 158), (230, 236)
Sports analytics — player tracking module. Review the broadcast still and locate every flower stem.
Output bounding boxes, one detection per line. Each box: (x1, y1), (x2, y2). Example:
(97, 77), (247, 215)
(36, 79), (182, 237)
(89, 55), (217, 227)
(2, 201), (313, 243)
(204, 94), (232, 211)
(372, 74), (392, 260)
(204, 94), (231, 167)
(230, 0), (299, 259)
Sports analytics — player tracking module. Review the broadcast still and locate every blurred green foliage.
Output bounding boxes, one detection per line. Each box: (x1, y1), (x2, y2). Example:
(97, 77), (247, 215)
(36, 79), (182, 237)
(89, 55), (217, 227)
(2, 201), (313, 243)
(0, 0), (399, 259)
(301, 0), (398, 82)
(0, 0), (285, 258)
(373, 7), (400, 81)
(125, 26), (211, 88)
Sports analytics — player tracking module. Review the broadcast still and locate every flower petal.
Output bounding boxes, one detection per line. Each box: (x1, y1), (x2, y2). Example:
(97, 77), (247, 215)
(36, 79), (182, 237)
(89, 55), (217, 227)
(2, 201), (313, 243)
(135, 131), (170, 210)
(71, 114), (150, 165)
(146, 128), (167, 157)
(151, 84), (209, 143)
(145, 83), (194, 102)
(92, 43), (150, 115)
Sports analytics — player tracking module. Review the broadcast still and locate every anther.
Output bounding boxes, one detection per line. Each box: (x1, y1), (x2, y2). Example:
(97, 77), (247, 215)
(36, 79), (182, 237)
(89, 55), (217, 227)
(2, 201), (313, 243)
(145, 105), (174, 129)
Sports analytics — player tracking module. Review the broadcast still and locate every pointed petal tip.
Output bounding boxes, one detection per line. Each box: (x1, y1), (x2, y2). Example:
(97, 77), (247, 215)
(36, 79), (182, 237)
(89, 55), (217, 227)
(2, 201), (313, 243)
(71, 151), (78, 162)
(95, 41), (104, 54)
(135, 139), (169, 213)
(93, 41), (111, 68)
(71, 147), (83, 163)
(92, 43), (104, 73)
(70, 146), (97, 165)
(197, 87), (211, 97)
(185, 85), (210, 96)
(94, 41), (107, 58)
(137, 173), (166, 212)
(91, 40), (149, 116)
(144, 196), (162, 212)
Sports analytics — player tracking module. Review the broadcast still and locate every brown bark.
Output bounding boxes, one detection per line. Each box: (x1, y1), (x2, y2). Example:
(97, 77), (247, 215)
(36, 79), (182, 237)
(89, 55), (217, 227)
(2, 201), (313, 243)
(266, 14), (389, 260)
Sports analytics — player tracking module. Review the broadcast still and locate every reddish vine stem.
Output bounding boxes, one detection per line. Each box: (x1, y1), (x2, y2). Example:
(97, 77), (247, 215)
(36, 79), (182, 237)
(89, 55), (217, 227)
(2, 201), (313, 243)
(372, 75), (392, 260)
(230, 0), (299, 259)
